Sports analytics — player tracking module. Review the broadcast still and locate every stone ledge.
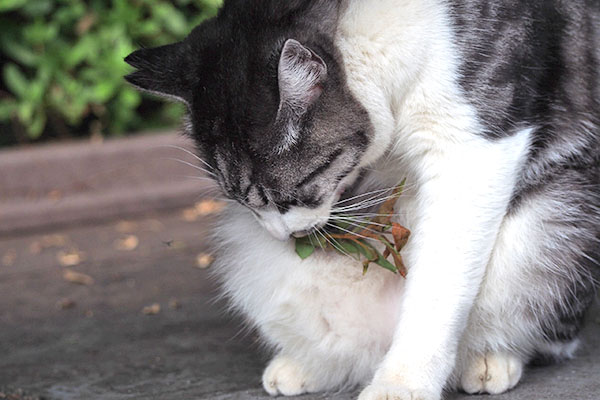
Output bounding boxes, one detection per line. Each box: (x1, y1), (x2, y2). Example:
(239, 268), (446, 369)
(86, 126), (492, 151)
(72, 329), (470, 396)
(0, 131), (214, 236)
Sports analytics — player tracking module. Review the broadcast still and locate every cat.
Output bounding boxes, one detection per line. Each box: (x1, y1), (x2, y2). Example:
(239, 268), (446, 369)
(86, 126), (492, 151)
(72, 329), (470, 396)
(125, 1), (600, 399)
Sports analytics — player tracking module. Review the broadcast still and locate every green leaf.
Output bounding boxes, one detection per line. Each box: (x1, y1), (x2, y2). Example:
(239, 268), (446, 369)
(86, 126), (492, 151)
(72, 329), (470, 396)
(0, 99), (17, 120)
(93, 81), (118, 103)
(373, 251), (398, 274)
(295, 240), (315, 260)
(332, 219), (352, 231)
(27, 108), (46, 139)
(22, 0), (53, 17)
(3, 63), (29, 98)
(0, 37), (40, 67)
(17, 101), (34, 123)
(394, 178), (407, 196)
(356, 240), (377, 261)
(337, 240), (359, 254)
(153, 3), (188, 36)
(0, 0), (28, 12)
(24, 20), (59, 44)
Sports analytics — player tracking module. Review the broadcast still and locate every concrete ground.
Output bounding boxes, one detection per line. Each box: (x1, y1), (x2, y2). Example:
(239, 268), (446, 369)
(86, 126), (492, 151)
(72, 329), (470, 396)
(1, 208), (599, 400)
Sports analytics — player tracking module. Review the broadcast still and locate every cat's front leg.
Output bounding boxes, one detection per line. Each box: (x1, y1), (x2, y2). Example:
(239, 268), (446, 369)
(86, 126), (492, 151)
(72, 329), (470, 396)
(359, 132), (531, 400)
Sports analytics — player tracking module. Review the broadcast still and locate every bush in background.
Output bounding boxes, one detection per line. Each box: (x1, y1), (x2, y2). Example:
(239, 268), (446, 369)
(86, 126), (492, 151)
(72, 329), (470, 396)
(0, 0), (222, 147)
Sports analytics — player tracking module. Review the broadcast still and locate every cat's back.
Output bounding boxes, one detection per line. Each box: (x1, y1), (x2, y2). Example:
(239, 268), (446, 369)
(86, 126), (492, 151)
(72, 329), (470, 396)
(448, 0), (600, 139)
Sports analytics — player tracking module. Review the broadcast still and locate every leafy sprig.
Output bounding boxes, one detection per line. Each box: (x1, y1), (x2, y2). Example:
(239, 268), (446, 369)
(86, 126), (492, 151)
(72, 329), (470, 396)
(295, 181), (411, 276)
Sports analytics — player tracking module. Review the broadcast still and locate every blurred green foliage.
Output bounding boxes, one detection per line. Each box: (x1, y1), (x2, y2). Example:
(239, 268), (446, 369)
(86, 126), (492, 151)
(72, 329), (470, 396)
(0, 0), (222, 146)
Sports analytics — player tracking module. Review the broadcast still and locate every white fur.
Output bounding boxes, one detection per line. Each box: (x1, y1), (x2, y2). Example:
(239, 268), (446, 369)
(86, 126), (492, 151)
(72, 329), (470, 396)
(263, 355), (313, 396)
(256, 200), (332, 241)
(460, 352), (523, 395)
(212, 0), (568, 399)
(213, 204), (405, 391)
(338, 1), (531, 398)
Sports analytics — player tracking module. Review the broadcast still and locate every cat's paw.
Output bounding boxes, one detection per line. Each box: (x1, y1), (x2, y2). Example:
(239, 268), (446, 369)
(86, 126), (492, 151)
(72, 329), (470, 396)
(358, 383), (438, 400)
(460, 352), (523, 395)
(262, 355), (313, 396)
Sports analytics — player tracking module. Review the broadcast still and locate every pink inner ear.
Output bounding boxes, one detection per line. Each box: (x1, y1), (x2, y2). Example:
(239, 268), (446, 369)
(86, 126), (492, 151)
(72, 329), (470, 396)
(306, 84), (324, 103)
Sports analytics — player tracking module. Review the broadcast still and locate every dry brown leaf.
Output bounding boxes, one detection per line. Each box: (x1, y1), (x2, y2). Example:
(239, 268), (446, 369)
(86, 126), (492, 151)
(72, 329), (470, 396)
(115, 235), (139, 251)
(2, 249), (17, 267)
(194, 200), (226, 216)
(42, 234), (68, 248)
(168, 298), (181, 309)
(57, 298), (76, 310)
(76, 13), (96, 35)
(142, 303), (161, 315)
(166, 240), (187, 250)
(29, 241), (42, 255)
(196, 253), (214, 269)
(47, 189), (63, 201)
(181, 208), (199, 222)
(145, 219), (164, 232)
(391, 223), (411, 251)
(115, 221), (137, 233)
(31, 234), (69, 255)
(57, 249), (85, 267)
(63, 269), (94, 285)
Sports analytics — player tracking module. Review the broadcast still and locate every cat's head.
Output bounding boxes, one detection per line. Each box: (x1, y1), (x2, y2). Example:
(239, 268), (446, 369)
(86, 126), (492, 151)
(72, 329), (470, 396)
(125, 0), (372, 241)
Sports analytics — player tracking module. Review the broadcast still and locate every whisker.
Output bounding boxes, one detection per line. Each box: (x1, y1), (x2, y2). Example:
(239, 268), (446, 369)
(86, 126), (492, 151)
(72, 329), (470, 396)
(325, 222), (374, 242)
(316, 228), (355, 260)
(179, 175), (217, 182)
(333, 180), (417, 212)
(334, 187), (394, 206)
(329, 215), (390, 229)
(333, 194), (400, 212)
(308, 230), (325, 250)
(334, 190), (394, 210)
(330, 219), (390, 238)
(158, 144), (216, 173)
(333, 184), (411, 211)
(162, 157), (216, 177)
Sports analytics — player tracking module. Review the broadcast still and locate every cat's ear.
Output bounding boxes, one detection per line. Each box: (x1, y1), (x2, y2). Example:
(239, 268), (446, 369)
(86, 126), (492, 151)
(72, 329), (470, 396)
(124, 42), (192, 105)
(277, 39), (327, 112)
(275, 39), (327, 150)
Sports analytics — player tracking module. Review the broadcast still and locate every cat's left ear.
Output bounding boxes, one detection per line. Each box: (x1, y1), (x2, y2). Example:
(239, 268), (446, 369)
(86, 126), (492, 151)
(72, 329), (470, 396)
(277, 39), (327, 114)
(275, 39), (327, 150)
(124, 42), (192, 105)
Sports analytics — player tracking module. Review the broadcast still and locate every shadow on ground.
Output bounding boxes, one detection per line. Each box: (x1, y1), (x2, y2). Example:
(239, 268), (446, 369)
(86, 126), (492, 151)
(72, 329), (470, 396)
(1, 209), (598, 400)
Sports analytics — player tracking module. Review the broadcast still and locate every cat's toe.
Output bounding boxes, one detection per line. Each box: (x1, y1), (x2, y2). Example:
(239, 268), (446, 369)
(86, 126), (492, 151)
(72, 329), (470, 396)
(262, 355), (311, 396)
(358, 383), (437, 400)
(460, 352), (523, 395)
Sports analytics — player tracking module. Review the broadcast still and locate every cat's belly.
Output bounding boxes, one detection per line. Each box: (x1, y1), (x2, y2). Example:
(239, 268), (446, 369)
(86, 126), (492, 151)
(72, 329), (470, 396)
(212, 204), (404, 382)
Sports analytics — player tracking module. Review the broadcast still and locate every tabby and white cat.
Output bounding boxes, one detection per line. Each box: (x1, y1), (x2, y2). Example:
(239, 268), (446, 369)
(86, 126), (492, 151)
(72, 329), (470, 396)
(125, 1), (599, 399)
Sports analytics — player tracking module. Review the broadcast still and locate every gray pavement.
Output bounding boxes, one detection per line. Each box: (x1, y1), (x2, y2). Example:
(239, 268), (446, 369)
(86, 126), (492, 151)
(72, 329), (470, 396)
(1, 209), (598, 400)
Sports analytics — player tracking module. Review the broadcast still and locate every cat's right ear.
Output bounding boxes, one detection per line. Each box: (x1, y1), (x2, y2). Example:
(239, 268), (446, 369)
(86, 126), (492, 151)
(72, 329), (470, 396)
(124, 42), (192, 105)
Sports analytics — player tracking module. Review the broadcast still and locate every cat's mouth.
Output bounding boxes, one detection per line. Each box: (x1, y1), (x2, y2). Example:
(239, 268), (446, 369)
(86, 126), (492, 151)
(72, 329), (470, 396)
(291, 221), (327, 239)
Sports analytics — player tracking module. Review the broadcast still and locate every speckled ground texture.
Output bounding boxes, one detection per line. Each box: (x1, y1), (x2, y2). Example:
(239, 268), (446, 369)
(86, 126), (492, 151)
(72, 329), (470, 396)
(1, 209), (599, 400)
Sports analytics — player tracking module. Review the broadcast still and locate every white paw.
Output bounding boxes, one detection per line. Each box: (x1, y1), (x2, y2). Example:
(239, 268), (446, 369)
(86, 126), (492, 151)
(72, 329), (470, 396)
(460, 352), (523, 395)
(358, 383), (438, 400)
(262, 356), (311, 396)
